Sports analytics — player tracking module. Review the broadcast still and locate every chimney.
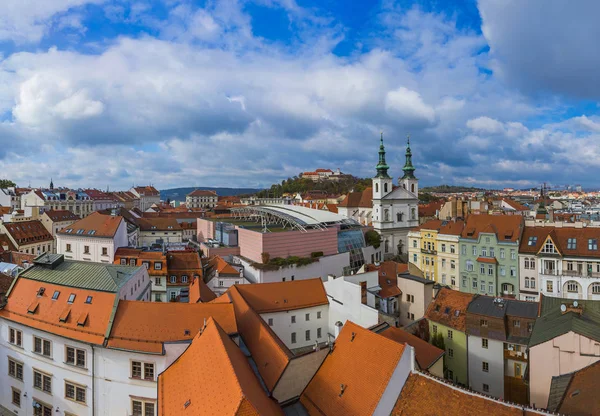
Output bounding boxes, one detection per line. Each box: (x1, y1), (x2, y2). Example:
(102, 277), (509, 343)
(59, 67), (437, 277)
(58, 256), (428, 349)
(334, 321), (343, 339)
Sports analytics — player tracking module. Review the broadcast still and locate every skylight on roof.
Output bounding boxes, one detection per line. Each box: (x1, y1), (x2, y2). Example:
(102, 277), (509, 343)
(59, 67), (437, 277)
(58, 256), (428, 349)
(52, 291), (60, 300)
(68, 293), (76, 303)
(88, 230), (96, 235)
(76, 229), (84, 234)
(85, 296), (93, 304)
(528, 236), (538, 246)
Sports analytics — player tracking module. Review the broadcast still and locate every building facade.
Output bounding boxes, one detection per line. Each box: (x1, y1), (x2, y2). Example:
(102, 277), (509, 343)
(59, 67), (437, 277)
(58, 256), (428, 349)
(129, 186), (160, 212)
(459, 215), (523, 298)
(21, 188), (94, 217)
(186, 190), (218, 209)
(0, 220), (54, 255)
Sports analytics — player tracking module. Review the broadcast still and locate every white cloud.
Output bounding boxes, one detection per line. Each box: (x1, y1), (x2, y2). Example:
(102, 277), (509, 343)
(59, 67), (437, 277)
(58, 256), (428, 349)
(385, 87), (436, 125)
(466, 116), (504, 134)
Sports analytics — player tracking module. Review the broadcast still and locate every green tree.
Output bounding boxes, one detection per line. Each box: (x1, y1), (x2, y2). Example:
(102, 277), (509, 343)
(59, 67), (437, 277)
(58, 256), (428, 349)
(364, 230), (381, 249)
(0, 179), (16, 188)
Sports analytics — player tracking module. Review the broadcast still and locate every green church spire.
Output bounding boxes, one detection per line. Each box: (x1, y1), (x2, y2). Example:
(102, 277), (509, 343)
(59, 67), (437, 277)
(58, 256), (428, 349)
(375, 132), (391, 178)
(401, 135), (416, 180)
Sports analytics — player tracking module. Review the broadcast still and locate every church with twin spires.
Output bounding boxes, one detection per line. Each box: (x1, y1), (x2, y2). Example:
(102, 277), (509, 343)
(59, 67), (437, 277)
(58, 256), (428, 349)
(338, 134), (419, 260)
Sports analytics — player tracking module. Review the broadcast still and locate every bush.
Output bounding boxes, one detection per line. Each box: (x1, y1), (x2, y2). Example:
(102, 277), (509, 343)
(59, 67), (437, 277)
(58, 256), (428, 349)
(311, 251), (324, 258)
(261, 252), (270, 264)
(365, 230), (381, 249)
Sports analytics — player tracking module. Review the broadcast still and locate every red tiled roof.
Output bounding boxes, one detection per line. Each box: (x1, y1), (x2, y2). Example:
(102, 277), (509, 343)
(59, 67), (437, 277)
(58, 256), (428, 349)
(338, 188), (372, 208)
(189, 276), (217, 303)
(461, 214), (523, 243)
(43, 210), (80, 222)
(414, 219), (465, 236)
(134, 186), (160, 196)
(158, 317), (283, 416)
(83, 189), (116, 200)
(208, 255), (239, 276)
(187, 189), (218, 197)
(57, 212), (123, 238)
(378, 326), (444, 371)
(365, 261), (405, 298)
(425, 288), (475, 332)
(107, 301), (237, 353)
(300, 321), (406, 416)
(3, 220), (54, 245)
(392, 373), (531, 415)
(519, 225), (600, 258)
(419, 201), (443, 217)
(476, 256), (498, 264)
(235, 278), (328, 313)
(555, 360), (600, 415)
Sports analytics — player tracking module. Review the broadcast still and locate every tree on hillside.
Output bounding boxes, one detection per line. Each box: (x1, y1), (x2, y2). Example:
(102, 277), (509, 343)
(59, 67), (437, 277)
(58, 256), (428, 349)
(0, 179), (16, 188)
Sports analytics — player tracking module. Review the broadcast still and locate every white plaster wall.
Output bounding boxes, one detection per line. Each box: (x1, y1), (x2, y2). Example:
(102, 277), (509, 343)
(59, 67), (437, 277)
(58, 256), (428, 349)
(57, 221), (127, 264)
(138, 230), (183, 247)
(373, 345), (414, 416)
(260, 305), (329, 350)
(467, 336), (505, 399)
(117, 267), (152, 301)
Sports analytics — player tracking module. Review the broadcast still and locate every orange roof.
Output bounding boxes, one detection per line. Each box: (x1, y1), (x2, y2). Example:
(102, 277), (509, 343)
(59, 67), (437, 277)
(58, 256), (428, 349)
(415, 219), (465, 236)
(300, 321), (406, 416)
(377, 326), (444, 371)
(0, 277), (117, 345)
(554, 360), (600, 415)
(168, 251), (202, 270)
(476, 256), (498, 264)
(188, 276), (217, 303)
(519, 225), (600, 258)
(43, 210), (80, 222)
(57, 212), (123, 237)
(158, 317), (282, 416)
(3, 220), (54, 245)
(461, 214), (523, 243)
(419, 201), (443, 217)
(425, 288), (475, 332)
(227, 286), (292, 392)
(187, 189), (218, 197)
(235, 278), (328, 313)
(338, 188), (372, 208)
(107, 301), (237, 353)
(134, 186), (160, 196)
(392, 373), (531, 415)
(114, 248), (167, 276)
(208, 255), (240, 276)
(365, 261), (404, 298)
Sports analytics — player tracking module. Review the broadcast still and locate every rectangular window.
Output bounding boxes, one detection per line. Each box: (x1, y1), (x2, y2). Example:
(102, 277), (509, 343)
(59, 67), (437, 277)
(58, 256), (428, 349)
(514, 320), (520, 328)
(487, 265), (493, 275)
(8, 358), (24, 380)
(450, 260), (456, 269)
(483, 384), (489, 393)
(472, 246), (477, 256)
(488, 283), (494, 294)
(120, 258), (127, 265)
(441, 244), (446, 252)
(132, 400), (155, 416)
(83, 245), (90, 254)
(66, 243), (72, 252)
(567, 238), (577, 249)
(511, 249), (516, 260)
(482, 362), (489, 372)
(450, 245), (456, 254)
(447, 369), (454, 381)
(482, 338), (488, 349)
(317, 311), (322, 319)
(447, 330), (453, 339)
(432, 325), (437, 334)
(65, 346), (86, 368)
(170, 276), (176, 283)
(11, 387), (20, 407)
(154, 262), (162, 270)
(305, 330), (311, 341)
(34, 336), (52, 357)
(472, 278), (477, 289)
(500, 266), (505, 276)
(510, 267), (516, 277)
(305, 313), (310, 321)
(65, 381), (86, 404)
(480, 319), (488, 327)
(448, 348), (454, 358)
(466, 261), (474, 272)
(102, 247), (108, 256)
(34, 370), (52, 393)
(130, 258), (136, 266)
(589, 239), (598, 250)
(181, 275), (188, 283)
(500, 248), (505, 259)
(317, 328), (322, 338)
(291, 315), (296, 323)
(155, 277), (161, 286)
(9, 328), (23, 347)
(546, 281), (553, 292)
(489, 247), (494, 257)
(291, 332), (296, 344)
(461, 245), (466, 255)
(268, 318), (273, 326)
(482, 247), (487, 257)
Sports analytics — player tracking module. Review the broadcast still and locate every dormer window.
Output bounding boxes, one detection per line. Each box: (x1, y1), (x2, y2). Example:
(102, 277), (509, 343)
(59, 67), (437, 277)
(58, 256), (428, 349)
(68, 293), (76, 303)
(528, 236), (537, 246)
(52, 291), (60, 300)
(567, 238), (577, 250)
(589, 239), (598, 250)
(542, 239), (556, 254)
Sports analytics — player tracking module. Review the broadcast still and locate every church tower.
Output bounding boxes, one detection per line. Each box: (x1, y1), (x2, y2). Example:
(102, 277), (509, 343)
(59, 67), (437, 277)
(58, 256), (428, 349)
(373, 133), (393, 198)
(399, 136), (418, 197)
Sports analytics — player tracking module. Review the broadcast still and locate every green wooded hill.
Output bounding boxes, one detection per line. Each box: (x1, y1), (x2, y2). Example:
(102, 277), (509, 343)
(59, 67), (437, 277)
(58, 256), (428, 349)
(255, 175), (371, 198)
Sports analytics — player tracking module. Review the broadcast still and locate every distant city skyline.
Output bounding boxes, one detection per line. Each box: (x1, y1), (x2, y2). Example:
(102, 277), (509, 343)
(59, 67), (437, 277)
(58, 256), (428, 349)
(1, 0), (600, 189)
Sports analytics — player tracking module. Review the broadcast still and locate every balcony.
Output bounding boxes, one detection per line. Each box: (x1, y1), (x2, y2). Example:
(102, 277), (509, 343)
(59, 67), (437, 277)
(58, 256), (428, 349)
(543, 269), (557, 276)
(504, 349), (527, 361)
(421, 248), (437, 255)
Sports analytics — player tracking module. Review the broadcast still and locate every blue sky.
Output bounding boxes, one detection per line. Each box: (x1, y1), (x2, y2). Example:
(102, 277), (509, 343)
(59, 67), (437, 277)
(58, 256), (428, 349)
(1, 0), (600, 190)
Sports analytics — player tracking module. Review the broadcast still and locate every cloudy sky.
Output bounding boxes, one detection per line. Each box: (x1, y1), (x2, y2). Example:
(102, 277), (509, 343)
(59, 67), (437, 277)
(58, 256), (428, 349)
(0, 0), (599, 190)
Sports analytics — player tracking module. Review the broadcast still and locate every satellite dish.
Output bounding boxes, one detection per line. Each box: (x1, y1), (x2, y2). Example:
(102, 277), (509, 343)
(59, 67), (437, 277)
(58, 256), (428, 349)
(560, 304), (567, 312)
(573, 301), (579, 308)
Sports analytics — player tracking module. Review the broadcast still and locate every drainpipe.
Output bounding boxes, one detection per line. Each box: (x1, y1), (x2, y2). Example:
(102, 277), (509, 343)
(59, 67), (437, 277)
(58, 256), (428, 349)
(92, 344), (96, 416)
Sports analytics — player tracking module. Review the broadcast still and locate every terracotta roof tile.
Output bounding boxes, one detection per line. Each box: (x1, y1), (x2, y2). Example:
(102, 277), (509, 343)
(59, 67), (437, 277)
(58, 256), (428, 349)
(392, 372), (531, 415)
(338, 188), (372, 208)
(43, 210), (80, 222)
(134, 186), (160, 196)
(300, 321), (406, 416)
(187, 189), (218, 197)
(365, 261), (405, 298)
(227, 286), (292, 392)
(235, 278), (328, 313)
(553, 360), (600, 415)
(3, 220), (54, 245)
(57, 212), (123, 238)
(461, 214), (523, 242)
(137, 217), (182, 231)
(502, 198), (529, 211)
(519, 225), (600, 258)
(419, 201), (444, 217)
(0, 277), (117, 345)
(208, 255), (240, 276)
(158, 317), (282, 416)
(188, 276), (217, 303)
(377, 326), (444, 371)
(107, 301), (237, 353)
(425, 288), (475, 332)
(476, 256), (498, 264)
(415, 219), (465, 235)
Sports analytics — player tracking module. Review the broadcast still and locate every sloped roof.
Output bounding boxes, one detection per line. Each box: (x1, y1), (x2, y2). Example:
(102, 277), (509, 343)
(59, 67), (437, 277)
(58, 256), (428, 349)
(461, 214), (523, 243)
(419, 201), (443, 217)
(21, 257), (141, 292)
(425, 288), (475, 332)
(227, 286), (292, 392)
(134, 186), (160, 196)
(235, 278), (328, 313)
(519, 225), (600, 258)
(529, 296), (600, 348)
(107, 301), (237, 353)
(300, 321), (406, 416)
(0, 272), (13, 295)
(502, 198), (528, 211)
(338, 188), (372, 208)
(137, 217), (182, 232)
(207, 255), (240, 276)
(187, 189), (218, 197)
(365, 261), (405, 298)
(0, 277), (117, 345)
(57, 212), (123, 238)
(188, 276), (217, 303)
(3, 220), (54, 245)
(547, 360), (600, 415)
(43, 210), (80, 222)
(158, 317), (282, 416)
(392, 372), (538, 416)
(415, 219), (465, 236)
(376, 325), (444, 371)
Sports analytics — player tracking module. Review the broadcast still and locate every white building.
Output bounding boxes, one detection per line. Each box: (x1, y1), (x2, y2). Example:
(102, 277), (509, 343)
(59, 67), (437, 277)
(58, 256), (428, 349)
(56, 212), (128, 263)
(21, 187), (94, 217)
(186, 189), (218, 209)
(40, 210), (80, 241)
(136, 218), (183, 248)
(0, 187), (19, 211)
(204, 255), (249, 295)
(519, 221), (600, 301)
(324, 271), (380, 335)
(129, 186), (161, 212)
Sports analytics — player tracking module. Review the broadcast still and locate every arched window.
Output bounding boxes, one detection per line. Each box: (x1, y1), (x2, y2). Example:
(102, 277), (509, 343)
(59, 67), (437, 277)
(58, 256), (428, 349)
(566, 281), (580, 293)
(384, 240), (389, 253)
(530, 277), (535, 289)
(411, 207), (416, 220)
(525, 278), (530, 288)
(524, 258), (530, 269)
(411, 183), (415, 193)
(397, 212), (403, 222)
(530, 258), (535, 270)
(375, 183), (379, 193)
(384, 183), (388, 193)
